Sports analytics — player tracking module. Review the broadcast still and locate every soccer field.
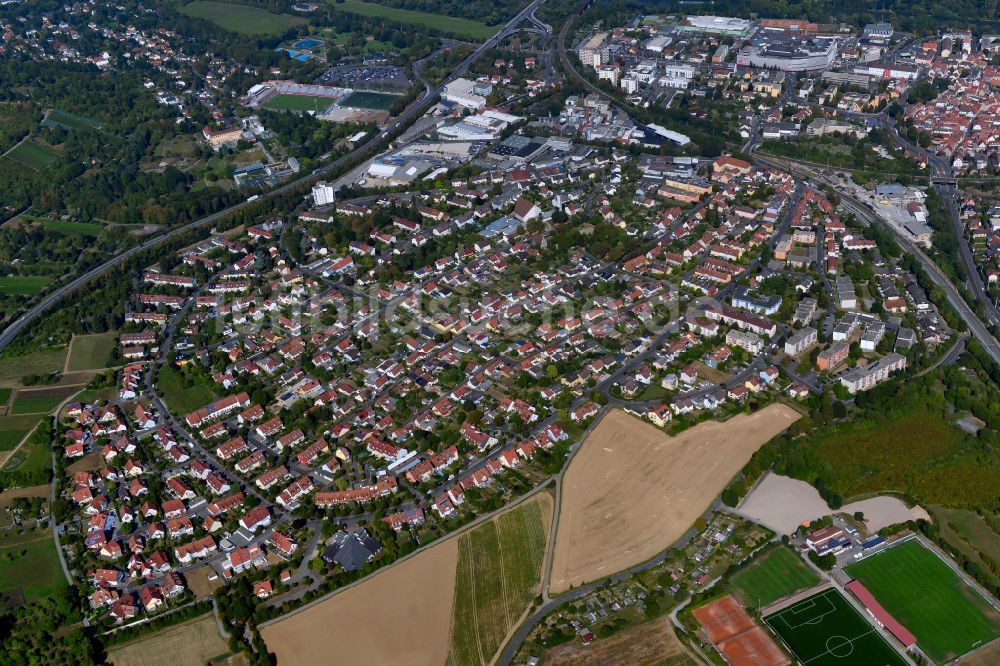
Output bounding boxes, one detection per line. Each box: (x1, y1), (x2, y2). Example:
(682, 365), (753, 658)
(263, 93), (337, 112)
(339, 90), (400, 111)
(845, 538), (1000, 663)
(764, 588), (908, 666)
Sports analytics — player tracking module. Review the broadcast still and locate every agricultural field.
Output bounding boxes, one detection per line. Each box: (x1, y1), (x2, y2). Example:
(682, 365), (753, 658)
(0, 276), (52, 295)
(328, 0), (495, 40)
(9, 387), (79, 415)
(66, 332), (117, 372)
(450, 493), (552, 666)
(157, 365), (216, 414)
(0, 414), (44, 450)
(549, 406), (800, 594)
(781, 400), (1000, 509)
(0, 348), (67, 385)
(339, 90), (401, 110)
(263, 93), (337, 112)
(107, 613), (235, 666)
(764, 588), (907, 666)
(263, 534), (459, 665)
(4, 140), (59, 170)
(42, 108), (101, 132)
(729, 546), (820, 609)
(179, 1), (305, 35)
(0, 530), (63, 605)
(845, 538), (1000, 662)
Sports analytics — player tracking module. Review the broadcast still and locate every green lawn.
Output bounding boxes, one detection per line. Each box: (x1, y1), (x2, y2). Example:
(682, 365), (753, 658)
(451, 497), (548, 666)
(765, 588), (907, 666)
(42, 108), (101, 132)
(157, 365), (216, 414)
(339, 90), (401, 111)
(0, 415), (44, 451)
(1, 423), (51, 475)
(0, 532), (64, 604)
(729, 546), (820, 609)
(4, 140), (59, 170)
(0, 388), (9, 408)
(0, 348), (67, 384)
(329, 0), (496, 40)
(42, 219), (103, 236)
(263, 93), (337, 112)
(845, 538), (1000, 663)
(67, 332), (117, 372)
(0, 276), (52, 295)
(180, 1), (305, 35)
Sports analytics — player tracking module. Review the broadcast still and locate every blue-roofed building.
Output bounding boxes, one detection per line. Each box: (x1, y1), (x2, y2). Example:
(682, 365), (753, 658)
(480, 216), (523, 239)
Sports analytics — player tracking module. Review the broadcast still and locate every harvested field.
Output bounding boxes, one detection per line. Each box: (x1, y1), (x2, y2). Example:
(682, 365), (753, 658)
(549, 406), (799, 593)
(0, 485), (50, 510)
(262, 535), (459, 665)
(694, 595), (787, 666)
(107, 613), (233, 666)
(738, 473), (929, 535)
(542, 616), (695, 666)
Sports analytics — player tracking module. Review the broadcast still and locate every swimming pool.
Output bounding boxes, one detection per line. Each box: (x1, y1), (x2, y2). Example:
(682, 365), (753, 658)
(293, 38), (324, 49)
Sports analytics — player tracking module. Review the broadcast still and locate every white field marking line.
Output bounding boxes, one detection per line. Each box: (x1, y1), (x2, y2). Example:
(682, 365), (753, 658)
(801, 629), (880, 664)
(773, 591), (839, 630)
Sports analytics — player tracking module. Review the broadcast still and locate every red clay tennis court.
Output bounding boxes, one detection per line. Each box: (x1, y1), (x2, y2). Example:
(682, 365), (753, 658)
(693, 595), (789, 666)
(718, 627), (790, 666)
(692, 595), (756, 643)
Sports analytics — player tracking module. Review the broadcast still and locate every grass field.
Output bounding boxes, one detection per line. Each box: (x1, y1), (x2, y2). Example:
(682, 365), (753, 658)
(0, 388), (9, 407)
(845, 538), (1000, 662)
(67, 332), (117, 372)
(107, 613), (234, 666)
(0, 532), (63, 604)
(785, 401), (1000, 509)
(10, 387), (79, 415)
(42, 108), (101, 132)
(5, 140), (59, 170)
(934, 506), (1000, 590)
(328, 0), (495, 40)
(42, 219), (103, 236)
(339, 90), (400, 110)
(0, 276), (52, 295)
(764, 588), (907, 666)
(157, 365), (215, 414)
(450, 495), (551, 666)
(730, 546), (820, 609)
(0, 423), (50, 474)
(0, 348), (67, 385)
(263, 93), (337, 112)
(179, 1), (305, 35)
(0, 415), (44, 451)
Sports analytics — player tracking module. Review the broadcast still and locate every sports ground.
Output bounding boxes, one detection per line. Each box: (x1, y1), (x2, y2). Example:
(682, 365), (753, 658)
(263, 93), (336, 112)
(764, 588), (907, 666)
(845, 538), (1000, 663)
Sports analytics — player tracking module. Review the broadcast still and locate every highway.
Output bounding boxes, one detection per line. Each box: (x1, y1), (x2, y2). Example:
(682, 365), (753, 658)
(0, 0), (544, 354)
